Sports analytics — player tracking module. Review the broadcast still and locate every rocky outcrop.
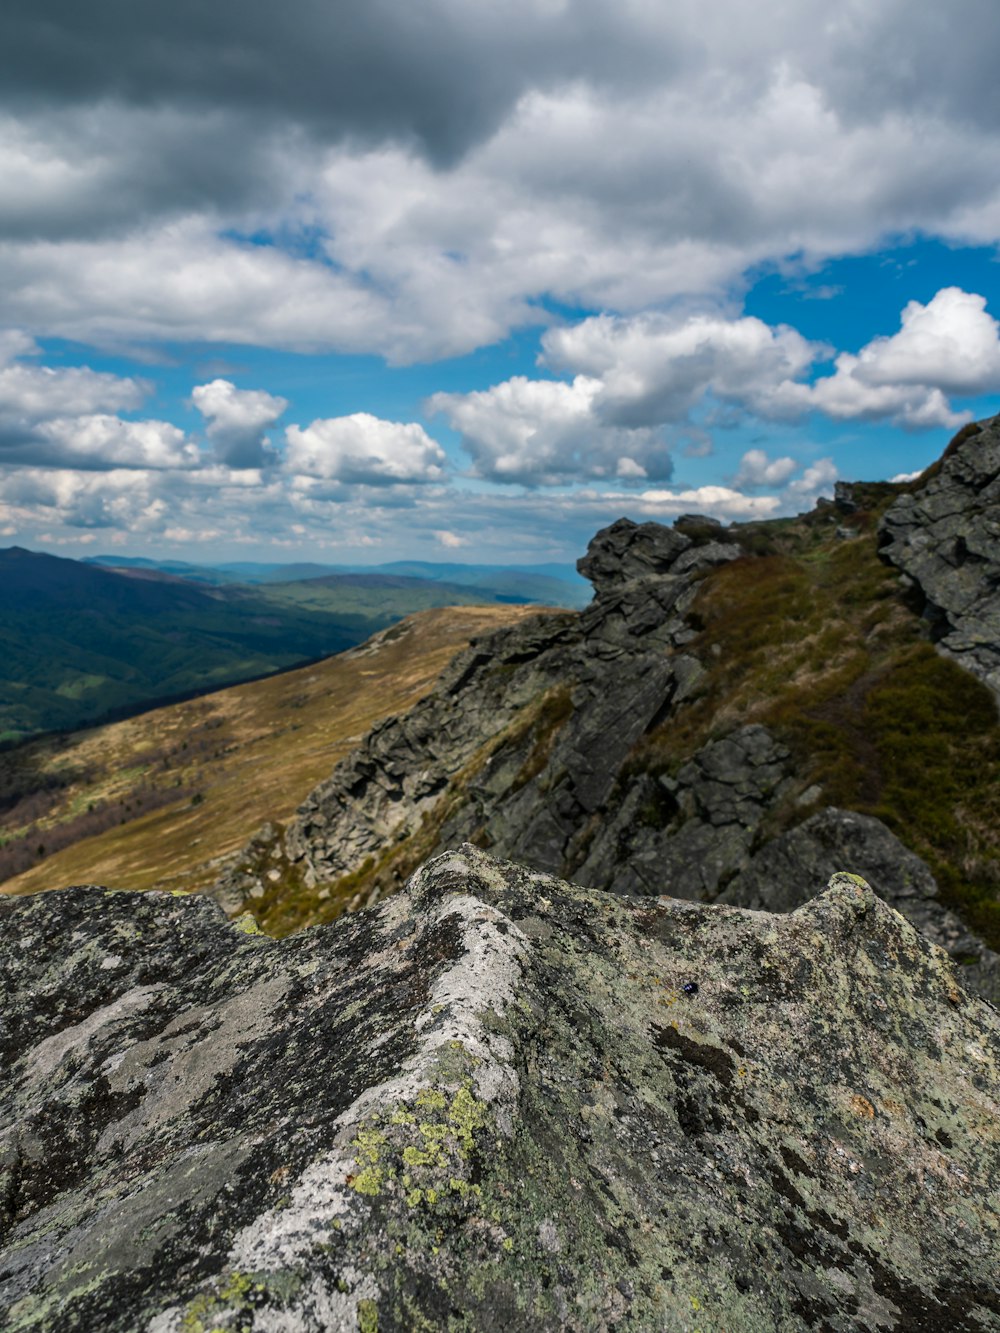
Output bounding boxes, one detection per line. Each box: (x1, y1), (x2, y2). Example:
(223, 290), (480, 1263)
(4, 848), (1000, 1332)
(879, 418), (1000, 701)
(719, 806), (1000, 1004)
(215, 500), (1000, 1002)
(215, 519), (740, 907)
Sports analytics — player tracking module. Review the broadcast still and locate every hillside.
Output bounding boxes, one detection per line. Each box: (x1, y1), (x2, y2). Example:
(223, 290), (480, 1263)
(0, 549), (574, 743)
(211, 420), (1000, 1003)
(0, 604), (549, 898)
(0, 548), (371, 742)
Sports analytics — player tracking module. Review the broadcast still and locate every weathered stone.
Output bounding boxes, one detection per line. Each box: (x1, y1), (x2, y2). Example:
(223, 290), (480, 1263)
(575, 516), (691, 587)
(719, 806), (1000, 1005)
(3, 849), (1000, 1332)
(879, 418), (1000, 700)
(216, 519), (740, 911)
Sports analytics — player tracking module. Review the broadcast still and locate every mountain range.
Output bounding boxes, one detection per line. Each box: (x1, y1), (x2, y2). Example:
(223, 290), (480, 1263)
(3, 416), (1000, 1329)
(0, 549), (586, 744)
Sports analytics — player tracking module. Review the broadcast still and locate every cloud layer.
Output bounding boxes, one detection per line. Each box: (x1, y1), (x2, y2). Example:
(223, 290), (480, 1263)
(4, 4), (1000, 359)
(3, 4), (1000, 558)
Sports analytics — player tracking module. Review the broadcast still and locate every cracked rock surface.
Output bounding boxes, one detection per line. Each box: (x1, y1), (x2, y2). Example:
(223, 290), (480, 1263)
(3, 847), (1000, 1332)
(879, 418), (1000, 700)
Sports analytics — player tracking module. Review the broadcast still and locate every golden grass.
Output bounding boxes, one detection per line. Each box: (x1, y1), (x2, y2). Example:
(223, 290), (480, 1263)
(2, 604), (554, 898)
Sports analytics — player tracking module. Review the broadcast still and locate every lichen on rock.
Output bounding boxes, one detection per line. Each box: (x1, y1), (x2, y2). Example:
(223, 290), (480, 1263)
(2, 847), (1000, 1330)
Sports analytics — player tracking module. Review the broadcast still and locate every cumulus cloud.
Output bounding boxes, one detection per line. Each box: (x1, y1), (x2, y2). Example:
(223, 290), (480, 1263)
(541, 312), (820, 426)
(192, 378), (287, 467)
(434, 529), (467, 548)
(5, 8), (1000, 358)
(733, 449), (800, 488)
(783, 457), (838, 507)
(771, 288), (1000, 428)
(0, 335), (197, 470)
(284, 413), (447, 485)
(429, 375), (670, 486)
(634, 485), (781, 519)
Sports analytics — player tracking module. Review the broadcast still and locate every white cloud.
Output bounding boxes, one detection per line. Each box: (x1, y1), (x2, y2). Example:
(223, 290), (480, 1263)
(192, 378), (287, 467)
(635, 485), (782, 519)
(6, 35), (1000, 362)
(847, 288), (1000, 394)
(783, 457), (838, 507)
(541, 312), (820, 427)
(429, 375), (669, 486)
(767, 288), (1000, 429)
(733, 449), (799, 488)
(284, 413), (447, 485)
(0, 333), (196, 470)
(34, 415), (197, 471)
(434, 529), (467, 548)
(0, 357), (147, 423)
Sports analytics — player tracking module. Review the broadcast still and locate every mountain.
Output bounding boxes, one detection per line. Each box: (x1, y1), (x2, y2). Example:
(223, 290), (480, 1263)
(5, 421), (1000, 1329)
(0, 605), (543, 896)
(0, 550), (569, 743)
(212, 419), (1000, 1004)
(4, 852), (999, 1330)
(0, 548), (380, 743)
(87, 554), (593, 607)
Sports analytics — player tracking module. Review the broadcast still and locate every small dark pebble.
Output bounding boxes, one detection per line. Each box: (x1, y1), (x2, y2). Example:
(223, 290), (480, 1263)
(682, 981), (699, 995)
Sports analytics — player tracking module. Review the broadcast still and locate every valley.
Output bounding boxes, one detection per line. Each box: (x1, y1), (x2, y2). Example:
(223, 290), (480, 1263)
(0, 603), (550, 897)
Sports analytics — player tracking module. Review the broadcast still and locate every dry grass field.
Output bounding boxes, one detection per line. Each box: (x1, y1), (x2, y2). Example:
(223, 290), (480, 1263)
(1, 604), (553, 898)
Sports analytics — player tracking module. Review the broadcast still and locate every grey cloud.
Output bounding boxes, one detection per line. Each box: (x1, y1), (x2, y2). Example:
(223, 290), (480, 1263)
(0, 0), (689, 167)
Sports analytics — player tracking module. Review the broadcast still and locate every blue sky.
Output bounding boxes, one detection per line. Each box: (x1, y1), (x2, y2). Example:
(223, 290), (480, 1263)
(3, 1), (1000, 565)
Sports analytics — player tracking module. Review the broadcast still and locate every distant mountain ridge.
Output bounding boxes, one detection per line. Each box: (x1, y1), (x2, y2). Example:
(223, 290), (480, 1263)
(1, 546), (580, 744)
(85, 553), (591, 606)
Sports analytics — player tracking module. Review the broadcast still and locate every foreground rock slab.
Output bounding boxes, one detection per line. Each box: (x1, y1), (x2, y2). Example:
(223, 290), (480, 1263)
(2, 850), (1000, 1331)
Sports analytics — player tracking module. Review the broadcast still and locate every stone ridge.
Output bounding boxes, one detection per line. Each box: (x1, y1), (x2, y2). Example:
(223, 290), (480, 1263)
(879, 416), (1000, 701)
(214, 504), (1000, 1003)
(216, 517), (741, 912)
(2, 849), (999, 1331)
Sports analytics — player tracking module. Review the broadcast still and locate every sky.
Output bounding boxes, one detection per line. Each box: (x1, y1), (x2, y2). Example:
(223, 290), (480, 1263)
(3, 1), (1000, 566)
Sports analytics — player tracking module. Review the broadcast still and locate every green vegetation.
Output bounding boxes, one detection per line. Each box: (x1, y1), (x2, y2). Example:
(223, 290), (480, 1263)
(0, 549), (572, 743)
(0, 605), (546, 900)
(630, 493), (1000, 947)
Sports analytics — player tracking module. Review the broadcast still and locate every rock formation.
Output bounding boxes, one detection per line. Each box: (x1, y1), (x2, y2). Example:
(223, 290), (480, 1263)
(216, 432), (1000, 1003)
(879, 416), (1000, 701)
(3, 849), (1000, 1331)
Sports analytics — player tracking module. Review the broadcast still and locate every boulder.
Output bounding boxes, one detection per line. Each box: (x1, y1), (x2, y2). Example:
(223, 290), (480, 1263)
(3, 849), (1000, 1331)
(879, 418), (1000, 701)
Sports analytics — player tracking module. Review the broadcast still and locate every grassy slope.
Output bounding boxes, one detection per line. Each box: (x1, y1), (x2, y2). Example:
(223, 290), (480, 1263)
(0, 549), (565, 744)
(0, 605), (548, 897)
(627, 488), (1000, 948)
(257, 481), (1000, 952)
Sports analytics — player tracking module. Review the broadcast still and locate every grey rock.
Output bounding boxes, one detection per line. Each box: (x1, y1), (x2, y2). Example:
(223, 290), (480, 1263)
(576, 725), (794, 901)
(719, 807), (1000, 1005)
(216, 519), (740, 911)
(3, 850), (1000, 1331)
(575, 516), (691, 588)
(879, 418), (1000, 700)
(834, 481), (859, 514)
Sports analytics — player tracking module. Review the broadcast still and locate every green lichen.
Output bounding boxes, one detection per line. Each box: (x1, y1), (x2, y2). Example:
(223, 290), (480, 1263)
(231, 913), (261, 936)
(179, 1270), (260, 1332)
(349, 1080), (489, 1211)
(358, 1297), (379, 1332)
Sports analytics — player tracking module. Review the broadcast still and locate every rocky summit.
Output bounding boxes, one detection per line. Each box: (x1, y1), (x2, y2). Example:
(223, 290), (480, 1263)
(214, 422), (1000, 1006)
(879, 417), (1000, 702)
(3, 847), (1000, 1332)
